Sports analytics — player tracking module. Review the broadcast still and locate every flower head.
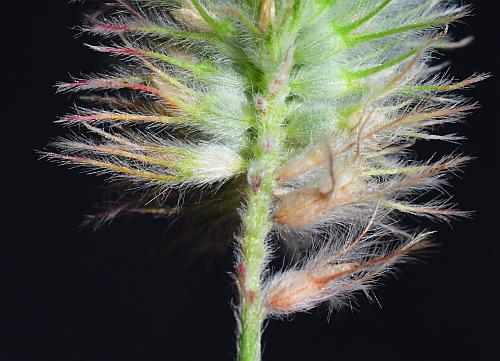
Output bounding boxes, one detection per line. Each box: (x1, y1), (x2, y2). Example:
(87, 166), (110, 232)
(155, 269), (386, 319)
(48, 0), (482, 330)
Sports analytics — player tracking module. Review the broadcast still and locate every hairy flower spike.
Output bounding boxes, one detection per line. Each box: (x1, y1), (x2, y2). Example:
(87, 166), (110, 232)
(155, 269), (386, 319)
(49, 1), (483, 360)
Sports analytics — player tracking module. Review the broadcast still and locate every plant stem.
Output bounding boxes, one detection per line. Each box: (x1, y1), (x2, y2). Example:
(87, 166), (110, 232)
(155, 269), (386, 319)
(237, 6), (295, 353)
(237, 136), (280, 361)
(237, 99), (286, 361)
(237, 191), (269, 360)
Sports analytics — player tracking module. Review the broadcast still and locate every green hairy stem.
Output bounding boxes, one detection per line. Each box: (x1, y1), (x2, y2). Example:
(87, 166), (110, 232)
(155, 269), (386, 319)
(238, 147), (274, 361)
(238, 63), (290, 361)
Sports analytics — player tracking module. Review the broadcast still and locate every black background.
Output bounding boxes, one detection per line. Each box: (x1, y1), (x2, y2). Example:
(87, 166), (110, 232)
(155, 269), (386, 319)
(3, 1), (499, 360)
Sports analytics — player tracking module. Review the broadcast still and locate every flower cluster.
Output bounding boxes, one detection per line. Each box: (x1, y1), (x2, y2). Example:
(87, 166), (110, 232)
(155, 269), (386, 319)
(49, 1), (481, 358)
